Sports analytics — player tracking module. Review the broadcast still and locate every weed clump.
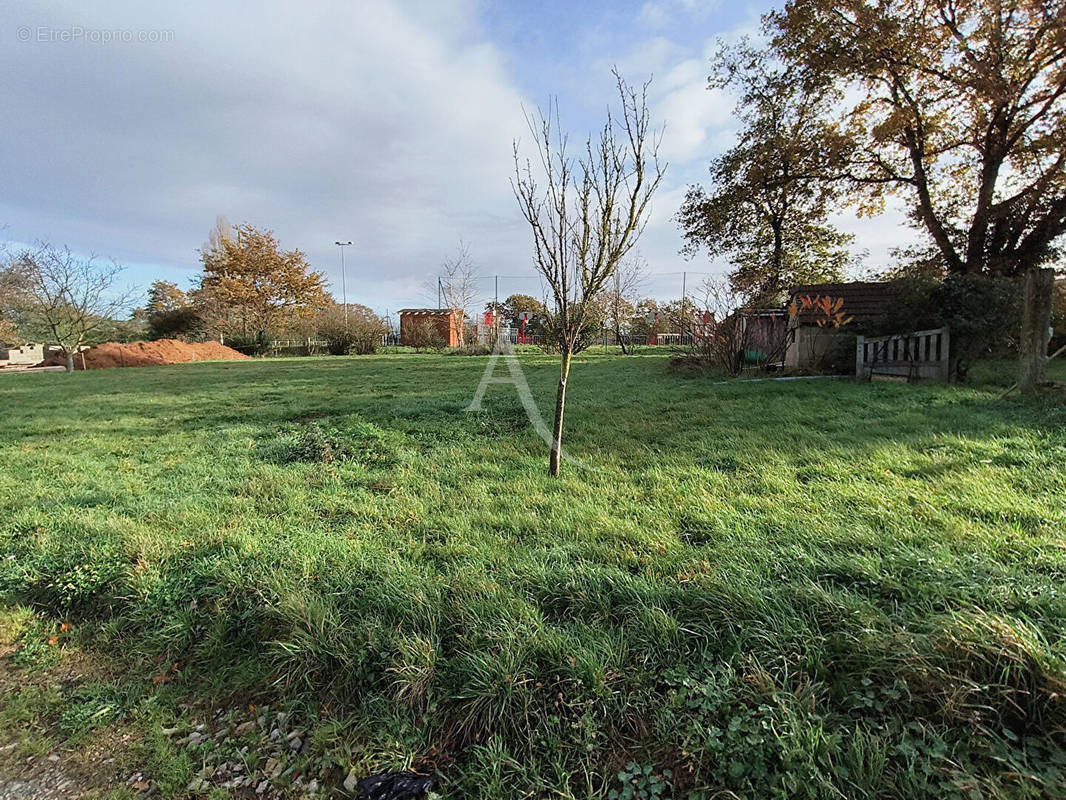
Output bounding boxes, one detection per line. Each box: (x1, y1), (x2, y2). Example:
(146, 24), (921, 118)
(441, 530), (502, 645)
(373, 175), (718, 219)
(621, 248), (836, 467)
(279, 419), (404, 467)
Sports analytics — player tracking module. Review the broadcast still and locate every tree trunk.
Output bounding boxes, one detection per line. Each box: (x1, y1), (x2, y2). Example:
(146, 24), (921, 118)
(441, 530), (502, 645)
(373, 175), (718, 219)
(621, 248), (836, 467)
(64, 351), (75, 373)
(1019, 267), (1054, 394)
(549, 351), (573, 477)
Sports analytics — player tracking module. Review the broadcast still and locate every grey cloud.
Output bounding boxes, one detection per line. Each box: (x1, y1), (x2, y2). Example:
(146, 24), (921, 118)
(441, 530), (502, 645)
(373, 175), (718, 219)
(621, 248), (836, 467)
(1, 0), (533, 309)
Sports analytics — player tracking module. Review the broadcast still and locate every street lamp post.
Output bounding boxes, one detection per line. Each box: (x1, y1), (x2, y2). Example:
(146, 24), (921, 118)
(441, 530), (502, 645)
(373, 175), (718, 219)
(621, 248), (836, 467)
(335, 241), (352, 329)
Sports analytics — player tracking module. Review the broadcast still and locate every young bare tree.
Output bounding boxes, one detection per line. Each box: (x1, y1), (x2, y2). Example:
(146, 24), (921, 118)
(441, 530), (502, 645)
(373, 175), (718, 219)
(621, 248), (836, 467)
(440, 240), (478, 347)
(696, 279), (749, 376)
(604, 253), (647, 354)
(13, 244), (134, 372)
(513, 71), (664, 476)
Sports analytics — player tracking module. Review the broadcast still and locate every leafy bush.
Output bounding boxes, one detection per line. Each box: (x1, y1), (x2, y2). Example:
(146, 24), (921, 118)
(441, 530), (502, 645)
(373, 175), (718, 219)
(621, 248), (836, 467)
(1052, 280), (1066, 352)
(223, 332), (271, 356)
(877, 274), (1023, 379)
(539, 300), (606, 355)
(447, 344), (492, 355)
(316, 303), (387, 356)
(147, 307), (204, 340)
(406, 319), (447, 352)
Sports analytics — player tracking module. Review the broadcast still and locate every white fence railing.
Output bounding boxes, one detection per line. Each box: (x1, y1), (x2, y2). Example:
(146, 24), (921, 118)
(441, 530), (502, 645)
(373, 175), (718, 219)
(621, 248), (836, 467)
(856, 327), (950, 382)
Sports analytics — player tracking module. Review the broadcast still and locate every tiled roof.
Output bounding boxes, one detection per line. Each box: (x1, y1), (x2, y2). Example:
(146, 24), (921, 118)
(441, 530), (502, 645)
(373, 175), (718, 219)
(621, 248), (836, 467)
(788, 281), (897, 325)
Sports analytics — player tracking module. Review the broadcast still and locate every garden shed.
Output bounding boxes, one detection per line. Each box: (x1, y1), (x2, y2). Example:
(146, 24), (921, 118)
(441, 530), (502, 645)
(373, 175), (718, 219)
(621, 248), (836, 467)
(398, 308), (464, 348)
(785, 281), (898, 371)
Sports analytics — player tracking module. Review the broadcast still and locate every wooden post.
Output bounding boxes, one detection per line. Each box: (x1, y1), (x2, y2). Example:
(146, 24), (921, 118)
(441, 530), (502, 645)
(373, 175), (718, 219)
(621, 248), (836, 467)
(1020, 267), (1054, 394)
(855, 334), (865, 380)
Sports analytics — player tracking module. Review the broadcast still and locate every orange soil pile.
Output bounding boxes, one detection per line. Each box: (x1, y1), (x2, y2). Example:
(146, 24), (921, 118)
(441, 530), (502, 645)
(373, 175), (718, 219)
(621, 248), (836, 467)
(40, 339), (250, 370)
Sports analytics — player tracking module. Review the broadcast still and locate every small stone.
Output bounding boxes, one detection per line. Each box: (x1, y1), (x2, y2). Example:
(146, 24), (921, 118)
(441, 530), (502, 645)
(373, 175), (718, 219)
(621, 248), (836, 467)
(160, 726), (181, 737)
(235, 721), (256, 735)
(132, 780), (151, 792)
(343, 772), (358, 793)
(288, 737), (302, 753)
(308, 779), (319, 794)
(186, 778), (206, 792)
(256, 781), (269, 795)
(47, 753), (60, 762)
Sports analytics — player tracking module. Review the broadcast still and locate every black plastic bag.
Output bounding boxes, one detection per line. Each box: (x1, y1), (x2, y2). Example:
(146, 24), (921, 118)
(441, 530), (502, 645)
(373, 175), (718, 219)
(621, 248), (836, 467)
(357, 771), (437, 800)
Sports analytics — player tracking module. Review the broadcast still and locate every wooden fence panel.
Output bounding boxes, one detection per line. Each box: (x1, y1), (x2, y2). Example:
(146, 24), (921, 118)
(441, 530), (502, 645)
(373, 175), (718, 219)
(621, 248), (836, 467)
(855, 327), (950, 382)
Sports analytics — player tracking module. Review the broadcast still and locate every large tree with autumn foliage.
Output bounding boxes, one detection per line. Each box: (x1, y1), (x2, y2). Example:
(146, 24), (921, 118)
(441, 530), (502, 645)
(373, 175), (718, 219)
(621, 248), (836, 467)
(678, 41), (855, 303)
(769, 0), (1066, 277)
(195, 222), (329, 337)
(769, 0), (1066, 388)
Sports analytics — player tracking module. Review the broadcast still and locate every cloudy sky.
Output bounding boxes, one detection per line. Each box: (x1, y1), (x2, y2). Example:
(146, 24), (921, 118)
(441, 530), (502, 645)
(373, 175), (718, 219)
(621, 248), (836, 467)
(2, 0), (914, 317)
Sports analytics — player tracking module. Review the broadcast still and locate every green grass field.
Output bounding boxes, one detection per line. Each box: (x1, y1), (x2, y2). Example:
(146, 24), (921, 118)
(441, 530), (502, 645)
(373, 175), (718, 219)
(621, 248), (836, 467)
(1, 353), (1064, 799)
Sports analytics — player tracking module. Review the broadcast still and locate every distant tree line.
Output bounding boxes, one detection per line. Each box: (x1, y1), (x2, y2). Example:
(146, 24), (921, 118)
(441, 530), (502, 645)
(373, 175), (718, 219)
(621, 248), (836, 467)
(0, 218), (389, 364)
(485, 289), (707, 351)
(140, 218), (386, 355)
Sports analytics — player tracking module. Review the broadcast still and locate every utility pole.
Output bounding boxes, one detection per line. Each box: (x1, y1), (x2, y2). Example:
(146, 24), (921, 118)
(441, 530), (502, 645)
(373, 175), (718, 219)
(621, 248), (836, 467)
(438, 277), (443, 310)
(335, 241), (352, 330)
(680, 271), (687, 344)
